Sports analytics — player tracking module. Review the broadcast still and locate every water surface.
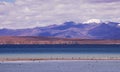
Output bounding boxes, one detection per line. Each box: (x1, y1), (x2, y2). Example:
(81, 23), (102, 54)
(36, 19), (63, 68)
(0, 44), (120, 59)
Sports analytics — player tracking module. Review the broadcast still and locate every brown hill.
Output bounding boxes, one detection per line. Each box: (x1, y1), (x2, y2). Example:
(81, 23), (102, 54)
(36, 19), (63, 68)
(0, 36), (120, 44)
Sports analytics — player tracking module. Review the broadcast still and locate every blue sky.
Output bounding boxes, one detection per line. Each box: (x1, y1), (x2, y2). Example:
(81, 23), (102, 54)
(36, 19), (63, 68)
(0, 0), (120, 29)
(0, 0), (15, 2)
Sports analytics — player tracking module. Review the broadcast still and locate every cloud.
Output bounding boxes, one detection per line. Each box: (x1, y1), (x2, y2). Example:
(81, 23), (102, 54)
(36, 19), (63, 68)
(87, 0), (120, 3)
(0, 0), (120, 29)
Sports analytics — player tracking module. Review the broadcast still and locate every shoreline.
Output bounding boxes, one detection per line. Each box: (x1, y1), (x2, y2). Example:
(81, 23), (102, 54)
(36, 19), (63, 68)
(1, 54), (120, 62)
(1, 58), (120, 62)
(0, 36), (120, 45)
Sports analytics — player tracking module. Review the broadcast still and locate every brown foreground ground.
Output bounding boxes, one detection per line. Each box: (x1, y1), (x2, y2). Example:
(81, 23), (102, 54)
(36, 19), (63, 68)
(0, 36), (120, 44)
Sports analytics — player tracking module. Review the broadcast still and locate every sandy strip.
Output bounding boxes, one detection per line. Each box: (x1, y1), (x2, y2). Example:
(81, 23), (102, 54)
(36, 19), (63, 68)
(1, 58), (120, 63)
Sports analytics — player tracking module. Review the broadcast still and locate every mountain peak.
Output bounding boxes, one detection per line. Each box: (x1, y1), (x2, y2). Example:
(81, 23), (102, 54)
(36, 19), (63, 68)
(83, 19), (102, 24)
(63, 21), (76, 25)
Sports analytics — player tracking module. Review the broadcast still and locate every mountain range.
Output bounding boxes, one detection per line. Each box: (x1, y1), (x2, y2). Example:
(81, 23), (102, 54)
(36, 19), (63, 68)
(1, 19), (120, 39)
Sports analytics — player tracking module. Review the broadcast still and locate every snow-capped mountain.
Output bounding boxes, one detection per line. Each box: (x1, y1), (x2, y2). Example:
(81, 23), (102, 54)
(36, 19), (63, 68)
(83, 19), (102, 24)
(0, 20), (120, 39)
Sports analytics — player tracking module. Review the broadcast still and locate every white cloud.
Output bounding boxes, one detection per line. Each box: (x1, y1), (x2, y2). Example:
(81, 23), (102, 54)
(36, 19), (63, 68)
(0, 0), (120, 29)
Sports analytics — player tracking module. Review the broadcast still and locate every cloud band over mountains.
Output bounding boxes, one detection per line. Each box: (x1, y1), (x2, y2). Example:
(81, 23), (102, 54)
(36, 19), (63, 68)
(0, 0), (120, 29)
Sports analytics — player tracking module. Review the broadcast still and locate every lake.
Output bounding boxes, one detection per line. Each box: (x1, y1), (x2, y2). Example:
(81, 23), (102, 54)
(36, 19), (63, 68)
(0, 44), (120, 59)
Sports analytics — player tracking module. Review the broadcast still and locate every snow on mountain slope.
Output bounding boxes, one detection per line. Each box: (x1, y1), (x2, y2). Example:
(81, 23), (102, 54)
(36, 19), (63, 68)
(83, 19), (102, 24)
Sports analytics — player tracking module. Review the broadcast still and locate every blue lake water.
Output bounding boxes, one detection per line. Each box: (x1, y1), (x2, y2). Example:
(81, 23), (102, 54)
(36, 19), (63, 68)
(0, 44), (120, 59)
(1, 60), (120, 72)
(0, 60), (120, 72)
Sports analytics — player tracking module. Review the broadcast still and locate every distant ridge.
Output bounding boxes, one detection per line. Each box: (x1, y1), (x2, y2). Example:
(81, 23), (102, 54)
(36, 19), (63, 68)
(0, 20), (120, 39)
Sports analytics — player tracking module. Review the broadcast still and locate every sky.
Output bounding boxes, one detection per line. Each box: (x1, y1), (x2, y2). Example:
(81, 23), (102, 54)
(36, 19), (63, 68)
(0, 0), (120, 29)
(0, 0), (15, 2)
